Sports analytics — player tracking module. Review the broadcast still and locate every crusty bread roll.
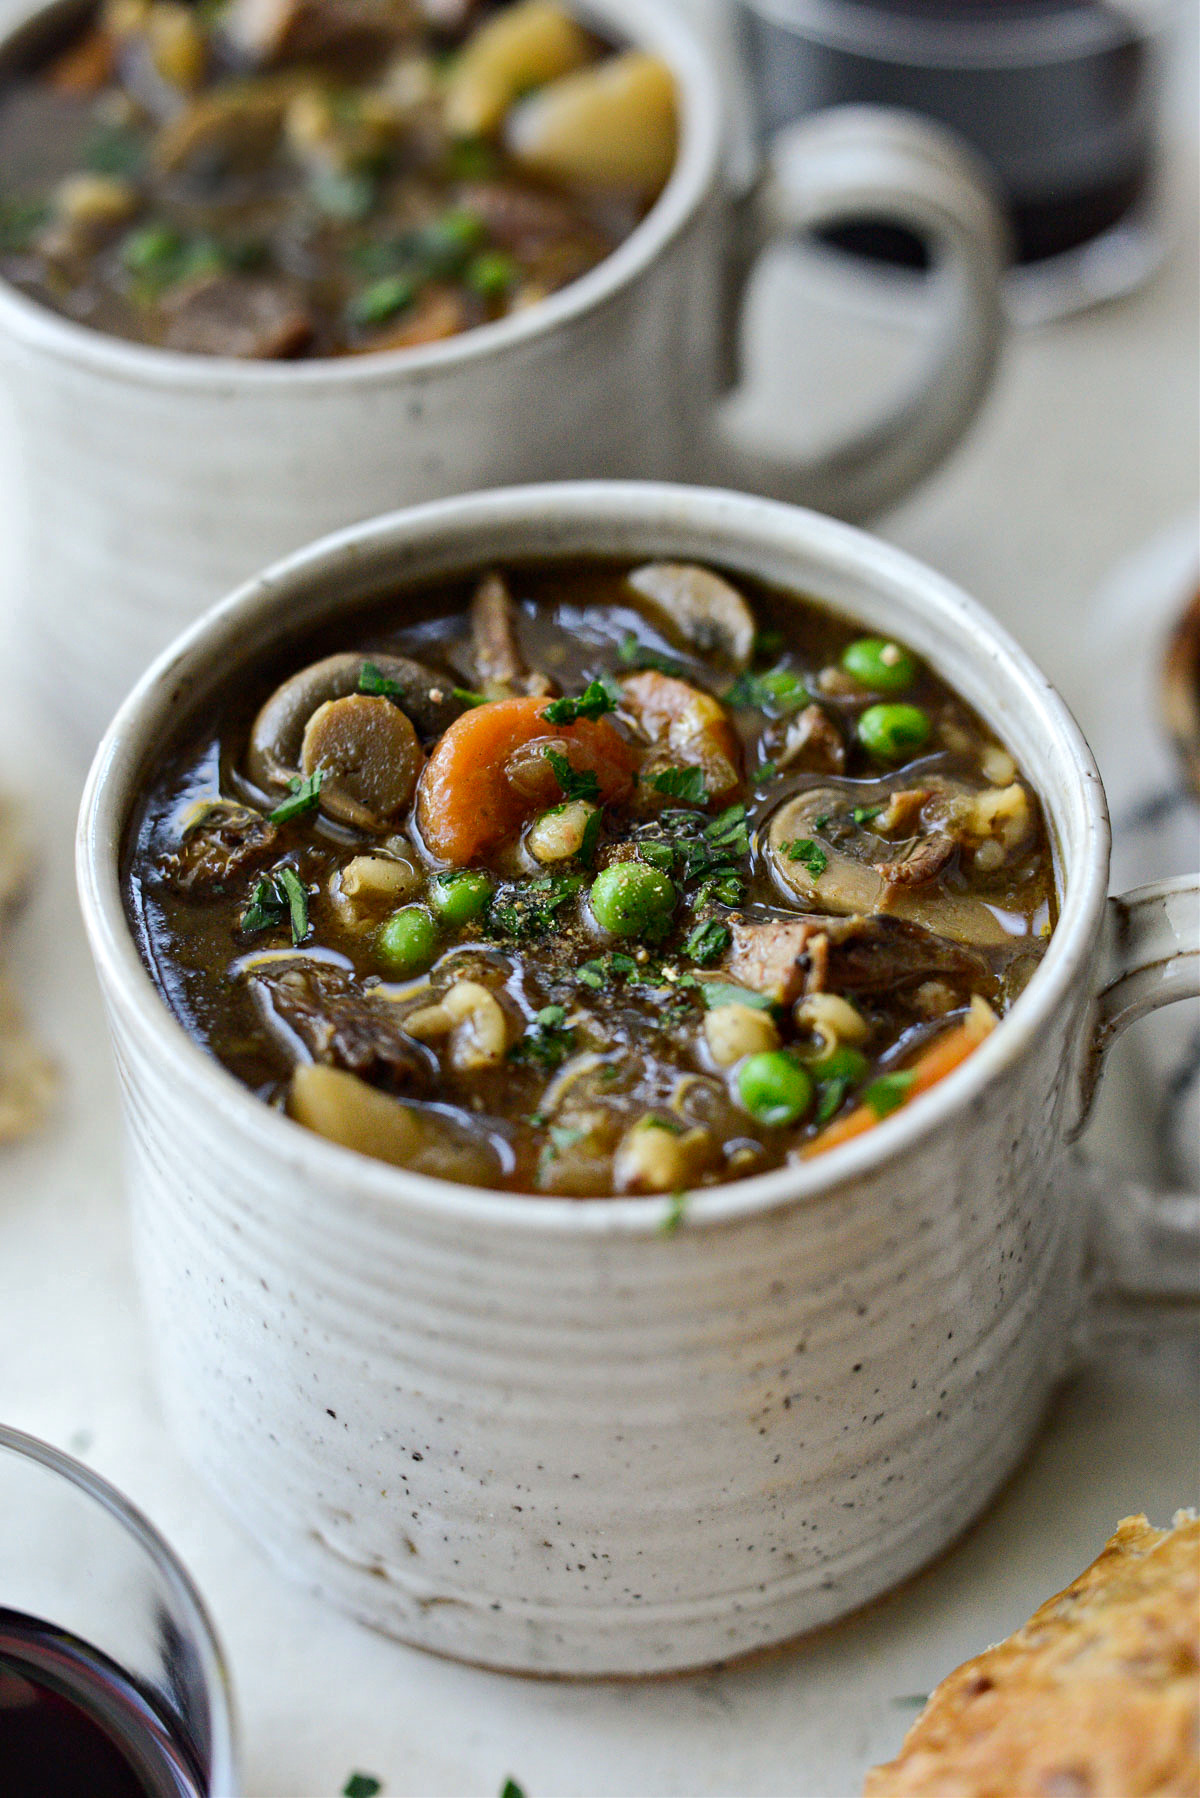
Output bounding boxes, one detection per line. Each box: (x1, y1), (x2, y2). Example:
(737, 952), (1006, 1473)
(865, 1512), (1200, 1798)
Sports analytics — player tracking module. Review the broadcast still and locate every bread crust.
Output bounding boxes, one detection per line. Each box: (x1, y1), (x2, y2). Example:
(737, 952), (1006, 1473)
(864, 1512), (1200, 1798)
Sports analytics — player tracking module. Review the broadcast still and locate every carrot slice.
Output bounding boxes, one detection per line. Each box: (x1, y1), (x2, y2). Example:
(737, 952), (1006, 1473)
(417, 694), (636, 864)
(800, 1000), (997, 1160)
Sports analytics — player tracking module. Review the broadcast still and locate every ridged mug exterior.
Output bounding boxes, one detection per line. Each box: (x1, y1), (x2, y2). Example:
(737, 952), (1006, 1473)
(78, 485), (1110, 1677)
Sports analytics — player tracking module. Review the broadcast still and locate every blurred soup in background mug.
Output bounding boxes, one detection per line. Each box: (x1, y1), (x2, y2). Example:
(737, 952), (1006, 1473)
(0, 0), (1008, 746)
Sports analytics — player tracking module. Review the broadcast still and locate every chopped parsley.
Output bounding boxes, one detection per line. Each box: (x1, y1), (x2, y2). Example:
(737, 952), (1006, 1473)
(864, 1069), (917, 1118)
(578, 806), (602, 865)
(651, 765), (708, 805)
(537, 1123), (586, 1179)
(499, 1782), (527, 1798)
(724, 666), (809, 715)
(637, 840), (676, 872)
(0, 198), (49, 254)
(616, 635), (687, 678)
(357, 660), (404, 699)
(815, 1075), (853, 1124)
(81, 123), (145, 178)
(658, 1189), (689, 1236)
(576, 952), (638, 990)
(342, 1777), (382, 1798)
(699, 982), (776, 1013)
(509, 1005), (575, 1070)
(682, 919), (731, 966)
(267, 769), (323, 824)
(694, 871), (745, 908)
(852, 803), (885, 826)
(241, 866), (311, 944)
(752, 626), (785, 659)
(540, 678), (620, 725)
(787, 838), (828, 877)
(751, 759), (779, 783)
(542, 748), (601, 805)
(453, 686), (488, 707)
(487, 875), (583, 939)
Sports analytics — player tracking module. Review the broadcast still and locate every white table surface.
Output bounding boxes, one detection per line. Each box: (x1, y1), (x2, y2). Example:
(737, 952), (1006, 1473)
(0, 4), (1197, 1794)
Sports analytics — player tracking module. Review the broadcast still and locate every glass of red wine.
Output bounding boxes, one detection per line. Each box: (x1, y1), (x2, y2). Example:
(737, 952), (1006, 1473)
(0, 1425), (237, 1797)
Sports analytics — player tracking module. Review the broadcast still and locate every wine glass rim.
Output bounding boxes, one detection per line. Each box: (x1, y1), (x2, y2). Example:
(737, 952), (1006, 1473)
(0, 1423), (239, 1797)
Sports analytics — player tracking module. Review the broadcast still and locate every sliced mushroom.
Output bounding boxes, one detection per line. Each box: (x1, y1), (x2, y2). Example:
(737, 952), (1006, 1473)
(470, 570), (553, 698)
(506, 51), (677, 199)
(767, 788), (1013, 947)
(290, 1063), (500, 1184)
(248, 651), (462, 795)
(152, 79), (294, 176)
(626, 563), (756, 670)
(161, 276), (314, 360)
(300, 694), (424, 832)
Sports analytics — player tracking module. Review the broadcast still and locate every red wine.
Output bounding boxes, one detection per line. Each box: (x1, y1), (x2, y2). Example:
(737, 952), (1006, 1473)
(0, 1609), (206, 1798)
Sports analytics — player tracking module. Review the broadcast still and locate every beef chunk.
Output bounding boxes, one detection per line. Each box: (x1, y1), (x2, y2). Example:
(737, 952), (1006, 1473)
(161, 275), (314, 358)
(159, 804), (279, 896)
(725, 913), (989, 1006)
(778, 703), (845, 775)
(249, 961), (433, 1089)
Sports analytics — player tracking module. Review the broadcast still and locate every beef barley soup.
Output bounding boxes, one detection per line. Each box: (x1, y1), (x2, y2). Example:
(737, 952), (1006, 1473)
(122, 560), (1057, 1196)
(0, 0), (675, 357)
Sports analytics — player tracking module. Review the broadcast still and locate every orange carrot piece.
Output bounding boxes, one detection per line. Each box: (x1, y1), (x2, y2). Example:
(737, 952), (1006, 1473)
(800, 1004), (996, 1161)
(416, 694), (636, 864)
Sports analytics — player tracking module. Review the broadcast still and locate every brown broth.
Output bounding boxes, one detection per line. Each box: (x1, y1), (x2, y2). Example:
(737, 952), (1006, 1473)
(122, 559), (1057, 1196)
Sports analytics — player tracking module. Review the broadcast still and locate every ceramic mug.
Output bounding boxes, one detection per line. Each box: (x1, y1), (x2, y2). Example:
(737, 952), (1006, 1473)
(77, 483), (1199, 1678)
(0, 0), (1007, 748)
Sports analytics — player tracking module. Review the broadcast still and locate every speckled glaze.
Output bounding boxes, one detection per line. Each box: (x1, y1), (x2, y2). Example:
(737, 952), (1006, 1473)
(0, 0), (1007, 749)
(77, 485), (1199, 1677)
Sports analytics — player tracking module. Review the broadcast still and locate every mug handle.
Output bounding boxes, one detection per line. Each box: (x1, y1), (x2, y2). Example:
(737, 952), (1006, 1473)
(1072, 874), (1200, 1301)
(700, 105), (1009, 521)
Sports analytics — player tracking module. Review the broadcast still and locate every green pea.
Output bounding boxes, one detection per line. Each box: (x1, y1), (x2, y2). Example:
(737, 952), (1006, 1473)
(736, 1052), (814, 1127)
(806, 1044), (870, 1085)
(430, 869), (493, 927)
(841, 636), (918, 693)
(857, 702), (931, 760)
(376, 905), (438, 976)
(589, 862), (676, 939)
(465, 250), (518, 298)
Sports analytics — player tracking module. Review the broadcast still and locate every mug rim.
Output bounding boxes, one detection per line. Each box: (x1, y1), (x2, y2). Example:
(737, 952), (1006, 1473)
(77, 480), (1111, 1237)
(0, 0), (721, 389)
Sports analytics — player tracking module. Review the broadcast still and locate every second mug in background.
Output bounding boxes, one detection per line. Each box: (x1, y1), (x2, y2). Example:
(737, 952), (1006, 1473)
(0, 0), (1008, 746)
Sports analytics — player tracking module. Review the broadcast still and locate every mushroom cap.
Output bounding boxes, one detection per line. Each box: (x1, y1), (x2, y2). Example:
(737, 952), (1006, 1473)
(300, 693), (424, 832)
(247, 650), (462, 795)
(767, 786), (1013, 947)
(626, 562), (756, 670)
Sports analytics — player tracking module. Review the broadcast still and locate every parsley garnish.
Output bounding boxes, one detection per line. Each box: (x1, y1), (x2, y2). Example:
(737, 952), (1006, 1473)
(637, 841), (675, 872)
(576, 952), (638, 989)
(864, 1070), (917, 1118)
(268, 769), (324, 824)
(787, 838), (828, 877)
(852, 803), (885, 825)
(540, 678), (619, 725)
(658, 1189), (689, 1236)
(453, 687), (488, 707)
(488, 875), (583, 939)
(694, 871), (745, 908)
(509, 1004), (575, 1070)
(682, 919), (731, 966)
(815, 1075), (853, 1124)
(651, 765), (708, 805)
(751, 759), (778, 783)
(241, 867), (311, 944)
(724, 667), (808, 715)
(357, 660), (403, 699)
(699, 982), (776, 1012)
(542, 748), (600, 804)
(499, 1782), (527, 1798)
(617, 635), (687, 678)
(538, 1124), (585, 1179)
(343, 1777), (382, 1798)
(578, 806), (602, 865)
(753, 627), (785, 659)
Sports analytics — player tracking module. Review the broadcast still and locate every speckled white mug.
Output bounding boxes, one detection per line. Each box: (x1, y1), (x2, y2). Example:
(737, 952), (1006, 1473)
(0, 0), (1007, 747)
(77, 484), (1199, 1677)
